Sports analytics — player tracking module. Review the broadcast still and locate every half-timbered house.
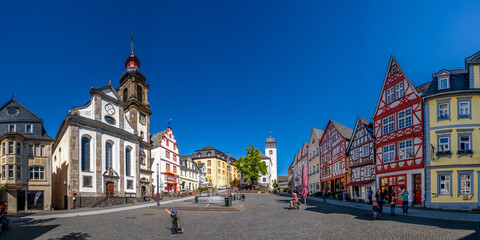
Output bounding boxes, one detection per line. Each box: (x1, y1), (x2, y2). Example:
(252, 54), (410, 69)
(320, 120), (352, 194)
(373, 56), (429, 206)
(346, 117), (375, 202)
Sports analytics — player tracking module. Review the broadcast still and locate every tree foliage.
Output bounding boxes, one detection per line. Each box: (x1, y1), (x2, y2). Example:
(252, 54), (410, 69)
(272, 179), (278, 188)
(234, 144), (268, 185)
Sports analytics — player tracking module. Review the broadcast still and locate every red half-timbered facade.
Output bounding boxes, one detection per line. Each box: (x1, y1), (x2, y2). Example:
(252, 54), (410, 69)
(320, 120), (352, 193)
(373, 56), (426, 206)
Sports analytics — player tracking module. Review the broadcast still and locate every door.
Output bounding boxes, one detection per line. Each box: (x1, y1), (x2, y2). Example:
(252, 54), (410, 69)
(106, 182), (115, 196)
(413, 174), (422, 205)
(17, 190), (25, 212)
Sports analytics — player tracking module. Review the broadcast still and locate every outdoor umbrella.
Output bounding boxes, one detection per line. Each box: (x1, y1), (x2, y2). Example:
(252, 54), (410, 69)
(301, 164), (308, 204)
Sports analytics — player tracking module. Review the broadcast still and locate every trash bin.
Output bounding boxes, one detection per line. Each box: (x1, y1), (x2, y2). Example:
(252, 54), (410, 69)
(224, 197), (229, 206)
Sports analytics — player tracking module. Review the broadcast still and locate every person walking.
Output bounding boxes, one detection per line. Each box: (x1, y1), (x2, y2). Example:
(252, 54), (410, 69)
(342, 190), (346, 201)
(367, 187), (373, 204)
(400, 187), (409, 214)
(375, 188), (385, 216)
(323, 189), (328, 203)
(354, 190), (359, 202)
(164, 209), (180, 236)
(390, 195), (397, 216)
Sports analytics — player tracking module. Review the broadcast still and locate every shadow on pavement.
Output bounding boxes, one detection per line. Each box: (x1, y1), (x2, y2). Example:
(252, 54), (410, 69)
(1, 218), (59, 240)
(48, 232), (91, 240)
(303, 198), (480, 240)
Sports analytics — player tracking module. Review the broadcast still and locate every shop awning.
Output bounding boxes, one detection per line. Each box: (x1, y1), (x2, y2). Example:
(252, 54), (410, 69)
(346, 180), (374, 187)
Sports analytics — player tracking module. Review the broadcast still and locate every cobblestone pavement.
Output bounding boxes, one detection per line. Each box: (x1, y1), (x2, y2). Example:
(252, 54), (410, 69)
(3, 193), (480, 240)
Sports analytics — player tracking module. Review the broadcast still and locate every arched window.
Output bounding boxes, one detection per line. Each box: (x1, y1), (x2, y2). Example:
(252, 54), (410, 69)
(81, 137), (90, 172)
(126, 147), (131, 176)
(137, 85), (143, 102)
(105, 142), (113, 170)
(123, 88), (128, 102)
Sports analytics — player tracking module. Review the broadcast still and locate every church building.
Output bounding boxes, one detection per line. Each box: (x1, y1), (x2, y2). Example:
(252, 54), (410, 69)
(51, 43), (154, 209)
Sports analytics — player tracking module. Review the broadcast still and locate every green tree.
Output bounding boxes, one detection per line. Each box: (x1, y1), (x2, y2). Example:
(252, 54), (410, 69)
(272, 179), (278, 188)
(234, 144), (268, 186)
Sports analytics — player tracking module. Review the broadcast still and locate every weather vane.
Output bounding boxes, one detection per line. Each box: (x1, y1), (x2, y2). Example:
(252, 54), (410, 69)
(169, 118), (172, 127)
(130, 33), (135, 54)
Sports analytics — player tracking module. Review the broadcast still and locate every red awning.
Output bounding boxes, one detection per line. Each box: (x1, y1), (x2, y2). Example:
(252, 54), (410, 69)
(346, 180), (374, 187)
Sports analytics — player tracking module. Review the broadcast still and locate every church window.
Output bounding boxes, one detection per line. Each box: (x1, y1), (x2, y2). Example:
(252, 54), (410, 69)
(105, 142), (113, 170)
(137, 85), (143, 103)
(123, 88), (128, 102)
(105, 116), (116, 125)
(83, 176), (92, 187)
(269, 150), (273, 155)
(126, 147), (132, 176)
(81, 137), (91, 172)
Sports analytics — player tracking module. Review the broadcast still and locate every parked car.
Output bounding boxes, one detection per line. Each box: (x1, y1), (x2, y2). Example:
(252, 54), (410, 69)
(218, 186), (226, 190)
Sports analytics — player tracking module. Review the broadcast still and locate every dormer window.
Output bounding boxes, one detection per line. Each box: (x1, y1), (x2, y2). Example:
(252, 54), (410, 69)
(7, 124), (15, 133)
(438, 77), (450, 90)
(25, 124), (33, 134)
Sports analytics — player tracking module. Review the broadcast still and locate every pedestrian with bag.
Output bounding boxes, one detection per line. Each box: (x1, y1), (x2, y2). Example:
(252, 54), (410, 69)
(400, 187), (409, 214)
(375, 188), (385, 216)
(164, 209), (181, 236)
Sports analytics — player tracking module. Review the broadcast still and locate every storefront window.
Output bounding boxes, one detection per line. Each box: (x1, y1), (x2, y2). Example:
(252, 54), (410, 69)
(27, 191), (44, 210)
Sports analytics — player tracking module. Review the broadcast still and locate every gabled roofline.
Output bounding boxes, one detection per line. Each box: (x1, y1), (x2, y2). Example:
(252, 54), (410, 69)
(0, 98), (43, 122)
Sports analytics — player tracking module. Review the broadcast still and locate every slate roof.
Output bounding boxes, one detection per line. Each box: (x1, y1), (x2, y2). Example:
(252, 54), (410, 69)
(277, 176), (288, 183)
(266, 136), (276, 143)
(331, 121), (353, 140)
(150, 131), (165, 146)
(423, 70), (469, 97)
(259, 151), (270, 159)
(415, 82), (433, 95)
(199, 146), (216, 151)
(466, 51), (480, 64)
(0, 99), (41, 122)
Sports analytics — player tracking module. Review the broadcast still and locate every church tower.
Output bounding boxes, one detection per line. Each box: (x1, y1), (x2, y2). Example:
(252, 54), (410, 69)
(117, 37), (152, 143)
(265, 136), (277, 184)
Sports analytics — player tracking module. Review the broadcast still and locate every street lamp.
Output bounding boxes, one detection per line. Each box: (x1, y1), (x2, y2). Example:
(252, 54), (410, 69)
(157, 163), (160, 206)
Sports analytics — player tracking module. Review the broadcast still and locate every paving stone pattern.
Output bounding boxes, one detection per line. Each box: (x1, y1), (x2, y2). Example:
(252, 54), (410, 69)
(4, 194), (480, 239)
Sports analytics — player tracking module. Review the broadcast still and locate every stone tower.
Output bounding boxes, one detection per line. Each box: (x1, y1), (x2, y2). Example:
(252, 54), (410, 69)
(265, 136), (277, 184)
(116, 39), (152, 143)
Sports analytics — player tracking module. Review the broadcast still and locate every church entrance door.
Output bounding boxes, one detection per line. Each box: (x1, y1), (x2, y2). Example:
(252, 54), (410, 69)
(106, 182), (114, 196)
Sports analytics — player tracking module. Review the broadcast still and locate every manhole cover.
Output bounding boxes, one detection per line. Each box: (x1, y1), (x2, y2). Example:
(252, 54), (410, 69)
(126, 216), (136, 219)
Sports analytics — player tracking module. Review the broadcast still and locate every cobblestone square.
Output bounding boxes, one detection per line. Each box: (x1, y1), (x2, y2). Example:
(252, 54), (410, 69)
(4, 193), (480, 240)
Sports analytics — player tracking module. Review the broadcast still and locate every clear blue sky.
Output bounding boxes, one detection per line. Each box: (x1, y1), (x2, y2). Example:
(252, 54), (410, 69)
(2, 1), (480, 176)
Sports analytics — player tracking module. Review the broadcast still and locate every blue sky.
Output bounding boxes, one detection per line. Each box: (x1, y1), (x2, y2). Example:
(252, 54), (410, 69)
(1, 1), (480, 176)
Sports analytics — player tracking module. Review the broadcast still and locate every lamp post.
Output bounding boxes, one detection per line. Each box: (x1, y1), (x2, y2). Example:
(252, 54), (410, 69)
(157, 163), (160, 206)
(226, 151), (231, 196)
(63, 179), (67, 209)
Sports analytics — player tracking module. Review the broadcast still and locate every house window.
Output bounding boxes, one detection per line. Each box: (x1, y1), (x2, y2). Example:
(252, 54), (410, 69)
(207, 169), (211, 174)
(218, 162), (220, 167)
(458, 101), (471, 118)
(125, 147), (131, 176)
(391, 66), (398, 75)
(16, 143), (21, 154)
(8, 142), (13, 154)
(173, 155), (177, 161)
(83, 176), (92, 187)
(25, 124), (33, 134)
(438, 137), (450, 152)
(438, 102), (449, 120)
(395, 82), (403, 99)
(173, 166), (177, 173)
(207, 160), (211, 166)
(399, 140), (413, 160)
(166, 151), (170, 159)
(439, 174), (451, 195)
(16, 166), (21, 179)
(29, 166), (45, 180)
(7, 124), (15, 133)
(383, 144), (395, 163)
(105, 142), (113, 170)
(398, 108), (412, 129)
(438, 77), (449, 90)
(382, 115), (395, 135)
(1, 166), (4, 179)
(460, 174), (471, 195)
(207, 152), (211, 157)
(218, 169), (220, 174)
(127, 180), (133, 189)
(352, 149), (359, 160)
(365, 166), (371, 177)
(166, 140), (169, 147)
(362, 145), (369, 157)
(386, 87), (395, 104)
(81, 137), (91, 172)
(263, 177), (266, 182)
(459, 135), (471, 152)
(166, 163), (170, 171)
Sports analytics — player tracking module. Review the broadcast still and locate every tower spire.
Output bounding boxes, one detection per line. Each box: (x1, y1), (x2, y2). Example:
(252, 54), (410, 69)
(130, 33), (135, 54)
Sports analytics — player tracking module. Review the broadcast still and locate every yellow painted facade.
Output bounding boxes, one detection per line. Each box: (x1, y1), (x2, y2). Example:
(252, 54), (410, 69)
(195, 157), (239, 188)
(425, 62), (480, 209)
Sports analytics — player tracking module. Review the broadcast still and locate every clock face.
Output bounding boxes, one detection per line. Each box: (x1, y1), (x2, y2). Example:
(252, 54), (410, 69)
(105, 103), (115, 115)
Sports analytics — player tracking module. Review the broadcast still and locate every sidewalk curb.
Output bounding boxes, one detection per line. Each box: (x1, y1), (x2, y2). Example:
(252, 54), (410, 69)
(12, 196), (195, 221)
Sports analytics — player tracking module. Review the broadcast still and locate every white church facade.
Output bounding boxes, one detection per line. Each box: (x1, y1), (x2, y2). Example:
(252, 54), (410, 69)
(259, 136), (277, 190)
